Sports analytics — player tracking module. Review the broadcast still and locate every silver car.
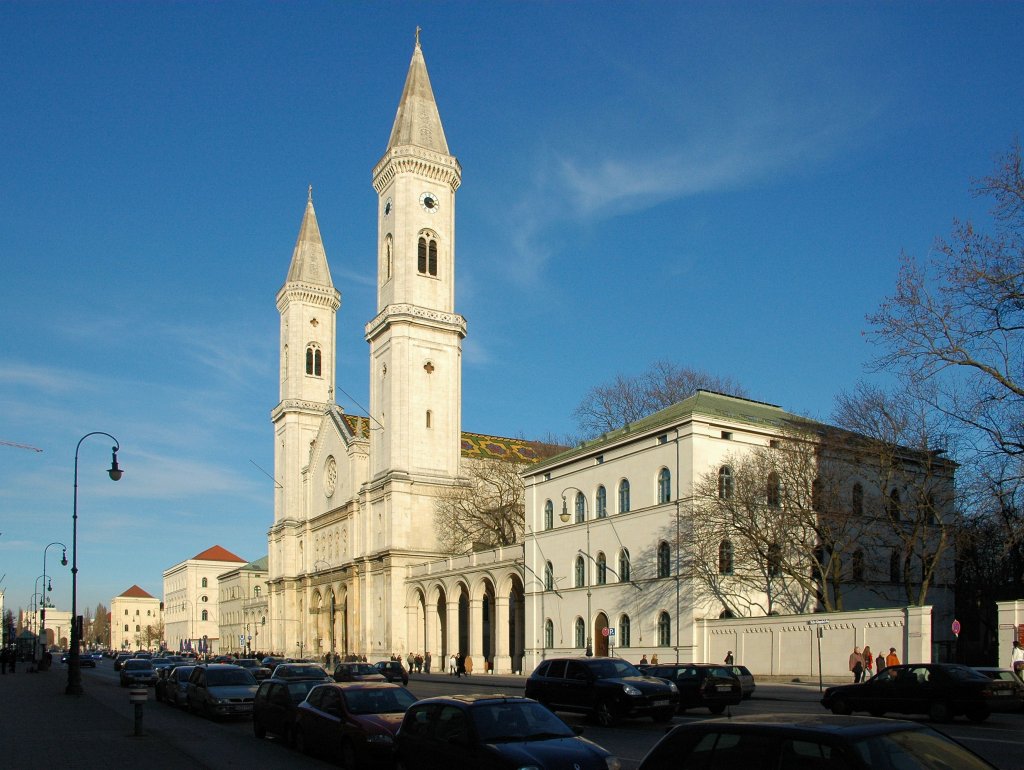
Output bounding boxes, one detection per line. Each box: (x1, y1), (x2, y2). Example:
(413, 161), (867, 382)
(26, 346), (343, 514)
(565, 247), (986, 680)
(186, 663), (259, 718)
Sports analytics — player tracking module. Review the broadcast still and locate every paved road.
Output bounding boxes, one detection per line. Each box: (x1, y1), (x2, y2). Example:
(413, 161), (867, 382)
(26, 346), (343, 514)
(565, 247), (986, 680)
(74, 662), (1024, 769)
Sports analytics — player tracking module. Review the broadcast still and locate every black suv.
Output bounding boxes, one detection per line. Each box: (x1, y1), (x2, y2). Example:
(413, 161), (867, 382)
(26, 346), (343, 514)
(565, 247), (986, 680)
(525, 657), (678, 726)
(644, 663), (742, 714)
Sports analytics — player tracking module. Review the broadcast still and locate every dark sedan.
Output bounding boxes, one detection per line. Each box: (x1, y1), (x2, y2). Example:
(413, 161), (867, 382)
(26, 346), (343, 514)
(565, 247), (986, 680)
(120, 658), (158, 687)
(294, 682), (416, 767)
(822, 662), (1021, 722)
(253, 677), (324, 744)
(374, 660), (409, 685)
(333, 662), (387, 683)
(638, 713), (995, 770)
(156, 664), (195, 707)
(274, 662), (331, 681)
(645, 663), (742, 714)
(395, 694), (620, 770)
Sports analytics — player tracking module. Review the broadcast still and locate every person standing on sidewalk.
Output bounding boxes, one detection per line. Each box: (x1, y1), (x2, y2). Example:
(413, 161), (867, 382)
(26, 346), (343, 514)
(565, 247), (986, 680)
(885, 647), (900, 667)
(424, 651), (431, 674)
(1011, 640), (1024, 678)
(849, 647), (863, 682)
(862, 646), (874, 680)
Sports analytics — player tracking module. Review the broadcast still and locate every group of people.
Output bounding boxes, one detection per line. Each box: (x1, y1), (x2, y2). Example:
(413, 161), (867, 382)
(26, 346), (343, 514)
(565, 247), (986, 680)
(849, 645), (900, 682)
(0, 647), (17, 674)
(637, 654), (660, 665)
(400, 651), (431, 673)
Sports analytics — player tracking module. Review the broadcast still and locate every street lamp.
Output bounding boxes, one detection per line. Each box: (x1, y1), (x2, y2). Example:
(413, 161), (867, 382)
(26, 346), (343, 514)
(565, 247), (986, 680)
(559, 487), (592, 657)
(66, 432), (122, 696)
(41, 542), (68, 662)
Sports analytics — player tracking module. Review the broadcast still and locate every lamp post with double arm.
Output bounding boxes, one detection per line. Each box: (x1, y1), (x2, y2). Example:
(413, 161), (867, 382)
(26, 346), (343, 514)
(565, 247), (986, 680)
(559, 487), (592, 656)
(40, 542), (67, 662)
(66, 432), (122, 696)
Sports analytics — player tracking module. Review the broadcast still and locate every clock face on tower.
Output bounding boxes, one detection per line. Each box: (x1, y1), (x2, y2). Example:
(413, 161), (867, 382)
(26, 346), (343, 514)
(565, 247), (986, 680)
(419, 192), (439, 213)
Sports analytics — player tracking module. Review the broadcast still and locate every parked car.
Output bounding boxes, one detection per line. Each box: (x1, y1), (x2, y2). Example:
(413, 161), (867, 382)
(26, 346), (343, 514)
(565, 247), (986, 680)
(333, 662), (387, 683)
(62, 652), (97, 668)
(727, 664), (756, 699)
(973, 667), (1024, 709)
(395, 693), (619, 770)
(113, 653), (131, 671)
(524, 657), (678, 726)
(637, 713), (996, 770)
(273, 662), (331, 681)
(253, 677), (334, 744)
(822, 662), (1021, 722)
(186, 663), (259, 719)
(152, 655), (183, 674)
(261, 656), (285, 673)
(157, 664), (196, 708)
(119, 658), (158, 687)
(293, 682), (416, 767)
(645, 663), (742, 714)
(374, 660), (409, 685)
(234, 657), (272, 681)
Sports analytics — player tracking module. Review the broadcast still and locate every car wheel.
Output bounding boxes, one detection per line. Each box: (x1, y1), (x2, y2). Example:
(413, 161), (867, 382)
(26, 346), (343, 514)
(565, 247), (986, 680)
(929, 701), (952, 722)
(965, 706), (989, 723)
(708, 704), (726, 715)
(593, 699), (617, 727)
(253, 720), (267, 739)
(339, 740), (357, 769)
(652, 707), (674, 723)
(830, 696), (853, 716)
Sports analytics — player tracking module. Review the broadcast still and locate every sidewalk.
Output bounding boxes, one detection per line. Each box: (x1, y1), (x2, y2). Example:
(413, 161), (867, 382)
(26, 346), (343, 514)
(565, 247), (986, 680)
(0, 667), (196, 769)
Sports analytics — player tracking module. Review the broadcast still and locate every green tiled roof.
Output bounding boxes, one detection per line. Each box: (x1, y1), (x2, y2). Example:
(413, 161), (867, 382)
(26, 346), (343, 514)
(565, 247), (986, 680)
(341, 413), (371, 439)
(461, 432), (556, 463)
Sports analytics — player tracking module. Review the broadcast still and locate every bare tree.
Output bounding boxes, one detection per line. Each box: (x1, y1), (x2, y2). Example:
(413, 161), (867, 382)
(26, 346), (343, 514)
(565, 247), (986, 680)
(868, 141), (1024, 467)
(573, 361), (747, 438)
(435, 458), (527, 554)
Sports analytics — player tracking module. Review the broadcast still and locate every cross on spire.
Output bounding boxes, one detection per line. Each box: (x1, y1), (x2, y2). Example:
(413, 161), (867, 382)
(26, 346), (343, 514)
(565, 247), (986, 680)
(415, 26), (421, 48)
(308, 184), (313, 202)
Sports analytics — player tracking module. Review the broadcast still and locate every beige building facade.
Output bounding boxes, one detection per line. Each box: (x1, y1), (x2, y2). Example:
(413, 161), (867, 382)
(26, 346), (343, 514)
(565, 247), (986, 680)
(111, 584), (162, 651)
(217, 556), (269, 656)
(163, 545), (247, 654)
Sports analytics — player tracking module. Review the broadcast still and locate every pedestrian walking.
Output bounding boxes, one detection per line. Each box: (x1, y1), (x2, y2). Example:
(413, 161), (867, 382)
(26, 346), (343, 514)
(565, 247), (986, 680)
(1011, 640), (1024, 678)
(407, 652), (414, 673)
(425, 651), (432, 674)
(464, 654), (473, 676)
(449, 653), (456, 676)
(455, 651), (464, 678)
(862, 646), (874, 680)
(651, 654), (659, 664)
(639, 654), (648, 665)
(849, 646), (864, 683)
(876, 652), (886, 672)
(724, 651), (734, 665)
(885, 647), (900, 667)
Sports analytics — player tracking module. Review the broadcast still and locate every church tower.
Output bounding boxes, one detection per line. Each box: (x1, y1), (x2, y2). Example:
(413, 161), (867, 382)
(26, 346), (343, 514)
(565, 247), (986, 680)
(271, 189), (341, 526)
(366, 34), (465, 500)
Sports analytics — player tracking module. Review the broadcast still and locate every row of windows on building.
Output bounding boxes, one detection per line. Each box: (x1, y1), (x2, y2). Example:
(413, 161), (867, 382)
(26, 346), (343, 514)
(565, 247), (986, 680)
(542, 543), (669, 590)
(543, 470), (673, 529)
(541, 611), (674, 649)
(123, 609), (155, 616)
(380, 232), (441, 282)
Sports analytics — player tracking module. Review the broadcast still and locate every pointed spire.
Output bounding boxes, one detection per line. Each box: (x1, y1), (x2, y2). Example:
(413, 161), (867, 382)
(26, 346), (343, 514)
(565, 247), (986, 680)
(285, 188), (334, 288)
(386, 31), (450, 154)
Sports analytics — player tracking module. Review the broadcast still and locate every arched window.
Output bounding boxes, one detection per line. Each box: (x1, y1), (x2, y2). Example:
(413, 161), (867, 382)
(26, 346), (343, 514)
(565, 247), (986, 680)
(254, 585), (261, 597)
(544, 561), (554, 591)
(657, 611), (671, 646)
(718, 540), (734, 575)
(658, 468), (671, 504)
(657, 541), (671, 578)
(596, 552), (607, 585)
(383, 234), (393, 281)
(618, 549), (631, 582)
(575, 492), (586, 523)
(887, 488), (901, 519)
(619, 614), (631, 647)
(618, 479), (631, 513)
(425, 410), (432, 428)
(575, 555), (586, 588)
(767, 543), (782, 578)
(305, 345), (322, 376)
(544, 619), (554, 648)
(718, 466), (734, 500)
(852, 549), (865, 581)
(889, 549), (901, 583)
(124, 624), (129, 632)
(417, 233), (438, 276)
(201, 610), (209, 622)
(811, 477), (824, 512)
(596, 486), (607, 518)
(201, 577), (208, 588)
(136, 624), (140, 632)
(574, 617), (586, 648)
(544, 500), (553, 531)
(851, 483), (864, 516)
(767, 472), (781, 508)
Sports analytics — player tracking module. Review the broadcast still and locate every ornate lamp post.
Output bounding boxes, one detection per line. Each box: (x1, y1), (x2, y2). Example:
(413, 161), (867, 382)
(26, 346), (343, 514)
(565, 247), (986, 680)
(559, 487), (592, 656)
(41, 542), (67, 662)
(66, 432), (122, 696)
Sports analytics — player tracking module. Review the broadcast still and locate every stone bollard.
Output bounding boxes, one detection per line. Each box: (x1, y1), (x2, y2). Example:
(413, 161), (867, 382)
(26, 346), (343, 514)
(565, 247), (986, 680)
(129, 687), (148, 736)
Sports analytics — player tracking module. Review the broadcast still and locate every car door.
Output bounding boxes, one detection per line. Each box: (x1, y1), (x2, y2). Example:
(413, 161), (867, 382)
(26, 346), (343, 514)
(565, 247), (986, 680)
(542, 659), (568, 707)
(430, 704), (479, 768)
(397, 703), (440, 769)
(563, 661), (593, 711)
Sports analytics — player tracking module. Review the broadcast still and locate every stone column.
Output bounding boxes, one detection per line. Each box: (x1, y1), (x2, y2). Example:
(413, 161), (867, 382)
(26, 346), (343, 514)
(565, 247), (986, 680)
(493, 594), (511, 673)
(406, 601), (420, 656)
(446, 598), (460, 666)
(469, 598), (483, 669)
(904, 605), (933, 663)
(424, 599), (437, 666)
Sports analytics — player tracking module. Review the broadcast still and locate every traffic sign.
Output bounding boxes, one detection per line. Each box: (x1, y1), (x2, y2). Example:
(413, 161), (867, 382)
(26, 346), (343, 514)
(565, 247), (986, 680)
(608, 628), (615, 636)
(601, 627), (609, 637)
(951, 619), (961, 638)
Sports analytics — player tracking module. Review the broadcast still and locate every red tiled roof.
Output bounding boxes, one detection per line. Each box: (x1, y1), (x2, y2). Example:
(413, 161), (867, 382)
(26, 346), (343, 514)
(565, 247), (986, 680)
(119, 584), (155, 599)
(192, 545), (246, 563)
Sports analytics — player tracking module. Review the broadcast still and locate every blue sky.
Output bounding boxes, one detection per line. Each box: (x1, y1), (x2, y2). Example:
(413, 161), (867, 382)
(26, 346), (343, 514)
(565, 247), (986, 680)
(1, 1), (1021, 620)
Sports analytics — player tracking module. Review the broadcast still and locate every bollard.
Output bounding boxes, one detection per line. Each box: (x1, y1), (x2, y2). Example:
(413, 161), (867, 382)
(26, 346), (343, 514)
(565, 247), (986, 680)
(129, 687), (148, 736)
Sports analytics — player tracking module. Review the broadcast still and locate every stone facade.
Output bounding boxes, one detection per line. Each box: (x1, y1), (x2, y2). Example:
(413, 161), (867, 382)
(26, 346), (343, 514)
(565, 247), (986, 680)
(163, 545), (246, 654)
(217, 557), (269, 656)
(111, 585), (162, 651)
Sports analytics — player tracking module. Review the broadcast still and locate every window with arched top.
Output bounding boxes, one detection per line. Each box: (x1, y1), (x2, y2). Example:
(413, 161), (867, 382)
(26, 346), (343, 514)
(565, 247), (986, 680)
(544, 500), (553, 531)
(618, 479), (631, 513)
(305, 345), (322, 376)
(574, 617), (586, 648)
(575, 555), (586, 588)
(596, 552), (607, 585)
(619, 614), (631, 647)
(657, 611), (671, 646)
(767, 472), (782, 508)
(657, 541), (671, 578)
(658, 468), (671, 504)
(851, 483), (864, 516)
(718, 466), (734, 500)
(383, 234), (393, 281)
(201, 577), (208, 588)
(417, 233), (438, 276)
(618, 549), (631, 582)
(544, 619), (554, 648)
(544, 561), (554, 591)
(719, 540), (734, 575)
(575, 492), (586, 523)
(596, 486), (607, 518)
(201, 610), (209, 621)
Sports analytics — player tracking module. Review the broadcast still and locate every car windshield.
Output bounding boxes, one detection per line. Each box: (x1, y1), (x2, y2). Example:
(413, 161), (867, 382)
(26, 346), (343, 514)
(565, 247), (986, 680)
(286, 680), (321, 703)
(943, 665), (989, 682)
(235, 659), (259, 668)
(852, 727), (994, 769)
(207, 669), (257, 686)
(472, 701), (574, 743)
(174, 667), (195, 681)
(279, 665), (327, 678)
(341, 687), (416, 715)
(124, 661), (153, 671)
(589, 659), (641, 679)
(706, 666), (735, 678)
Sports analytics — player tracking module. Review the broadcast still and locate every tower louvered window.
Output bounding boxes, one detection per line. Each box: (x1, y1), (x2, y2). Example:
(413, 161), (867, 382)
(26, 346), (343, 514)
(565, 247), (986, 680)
(306, 345), (322, 376)
(417, 235), (438, 276)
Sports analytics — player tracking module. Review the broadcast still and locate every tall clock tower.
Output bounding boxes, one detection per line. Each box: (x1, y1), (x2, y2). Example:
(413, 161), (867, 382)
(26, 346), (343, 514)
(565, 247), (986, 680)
(366, 35), (466, 512)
